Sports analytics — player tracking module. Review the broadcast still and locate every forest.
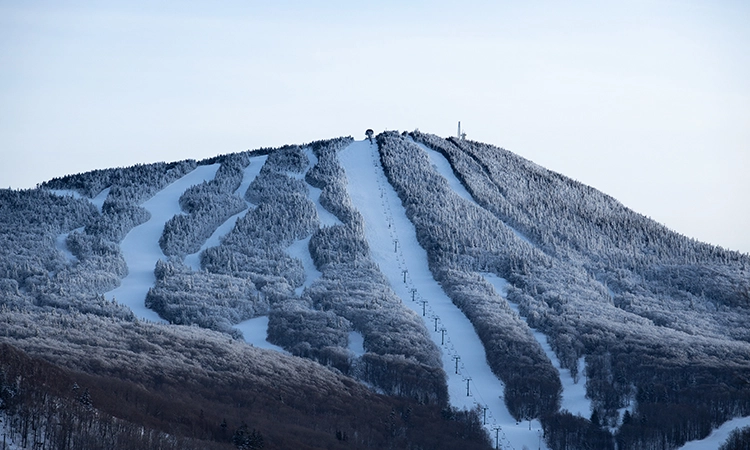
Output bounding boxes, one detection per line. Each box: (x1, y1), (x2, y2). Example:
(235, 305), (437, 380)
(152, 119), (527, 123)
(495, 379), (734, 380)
(405, 130), (750, 449)
(1, 129), (748, 449)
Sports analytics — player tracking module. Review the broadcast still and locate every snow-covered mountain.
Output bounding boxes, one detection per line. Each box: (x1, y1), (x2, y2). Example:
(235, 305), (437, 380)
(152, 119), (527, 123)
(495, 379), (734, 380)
(1, 131), (748, 450)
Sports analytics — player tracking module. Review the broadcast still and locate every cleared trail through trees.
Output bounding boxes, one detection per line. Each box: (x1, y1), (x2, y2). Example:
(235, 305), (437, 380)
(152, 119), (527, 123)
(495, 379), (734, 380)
(341, 139), (547, 450)
(416, 139), (534, 245)
(282, 147), (337, 297)
(302, 146), (342, 228)
(184, 155), (268, 271)
(234, 315), (287, 353)
(422, 141), (595, 421)
(105, 164), (220, 322)
(175, 154), (281, 351)
(678, 415), (750, 450)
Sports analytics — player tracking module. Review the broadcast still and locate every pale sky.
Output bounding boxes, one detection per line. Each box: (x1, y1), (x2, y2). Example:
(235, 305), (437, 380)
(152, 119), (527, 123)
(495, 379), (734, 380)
(1, 1), (748, 254)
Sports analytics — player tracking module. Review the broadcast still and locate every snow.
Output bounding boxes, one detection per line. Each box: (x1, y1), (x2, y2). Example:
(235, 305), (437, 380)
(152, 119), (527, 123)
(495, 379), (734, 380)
(49, 189), (84, 200)
(55, 226), (83, 264)
(184, 155), (267, 271)
(91, 187), (110, 211)
(277, 147), (341, 298)
(104, 164), (220, 322)
(341, 139), (547, 450)
(348, 331), (366, 357)
(484, 273), (593, 420)
(49, 186), (109, 212)
(420, 139), (592, 419)
(420, 141), (475, 203)
(302, 146), (342, 227)
(418, 141), (534, 246)
(183, 208), (250, 271)
(168, 154), (283, 353)
(234, 316), (287, 353)
(308, 184), (341, 226)
(285, 236), (321, 297)
(236, 147), (342, 353)
(678, 416), (750, 450)
(234, 155), (268, 198)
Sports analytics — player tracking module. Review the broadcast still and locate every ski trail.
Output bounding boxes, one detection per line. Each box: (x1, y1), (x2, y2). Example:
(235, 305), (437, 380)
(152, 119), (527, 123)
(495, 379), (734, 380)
(55, 226), (84, 264)
(302, 146), (342, 227)
(424, 141), (594, 420)
(234, 155), (268, 198)
(285, 236), (321, 297)
(282, 147), (339, 297)
(160, 154), (279, 350)
(234, 316), (288, 353)
(484, 273), (591, 418)
(184, 155), (268, 271)
(417, 141), (533, 245)
(48, 187), (110, 213)
(183, 208), (251, 271)
(239, 147), (341, 350)
(341, 139), (547, 450)
(678, 415), (750, 450)
(105, 164), (220, 322)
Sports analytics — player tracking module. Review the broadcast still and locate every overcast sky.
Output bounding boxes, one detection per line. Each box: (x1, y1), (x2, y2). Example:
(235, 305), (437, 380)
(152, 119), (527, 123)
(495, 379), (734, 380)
(1, 1), (748, 254)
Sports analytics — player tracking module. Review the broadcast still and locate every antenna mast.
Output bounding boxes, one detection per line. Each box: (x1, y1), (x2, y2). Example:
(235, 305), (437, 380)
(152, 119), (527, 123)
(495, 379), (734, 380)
(457, 121), (466, 140)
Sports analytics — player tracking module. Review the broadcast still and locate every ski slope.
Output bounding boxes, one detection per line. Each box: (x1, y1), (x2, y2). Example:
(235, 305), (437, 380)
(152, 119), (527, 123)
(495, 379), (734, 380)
(678, 416), (750, 450)
(418, 140), (533, 245)
(341, 139), (547, 450)
(184, 155), (268, 271)
(281, 147), (338, 297)
(234, 315), (287, 353)
(302, 146), (342, 228)
(104, 164), (220, 322)
(484, 273), (591, 418)
(229, 151), (328, 349)
(49, 186), (109, 212)
(422, 141), (595, 420)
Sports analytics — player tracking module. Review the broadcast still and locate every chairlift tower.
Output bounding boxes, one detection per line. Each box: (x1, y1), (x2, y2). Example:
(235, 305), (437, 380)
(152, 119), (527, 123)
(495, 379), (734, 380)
(457, 121), (466, 140)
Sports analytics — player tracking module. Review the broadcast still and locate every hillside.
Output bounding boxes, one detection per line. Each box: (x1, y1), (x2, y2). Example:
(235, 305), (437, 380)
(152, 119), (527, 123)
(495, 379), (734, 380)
(1, 131), (749, 450)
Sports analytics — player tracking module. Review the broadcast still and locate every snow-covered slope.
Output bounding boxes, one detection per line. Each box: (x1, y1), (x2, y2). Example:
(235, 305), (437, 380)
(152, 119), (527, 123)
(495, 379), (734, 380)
(341, 139), (546, 450)
(423, 140), (594, 420)
(104, 164), (220, 322)
(184, 155), (268, 271)
(6, 130), (750, 450)
(678, 416), (750, 450)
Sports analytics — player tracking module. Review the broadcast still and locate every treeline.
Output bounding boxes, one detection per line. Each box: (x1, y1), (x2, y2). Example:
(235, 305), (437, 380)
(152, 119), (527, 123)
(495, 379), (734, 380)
(407, 131), (750, 449)
(0, 312), (491, 449)
(0, 342), (230, 450)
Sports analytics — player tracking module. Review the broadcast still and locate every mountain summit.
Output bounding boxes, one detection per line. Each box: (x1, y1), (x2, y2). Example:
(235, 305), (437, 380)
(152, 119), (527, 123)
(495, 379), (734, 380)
(1, 131), (748, 450)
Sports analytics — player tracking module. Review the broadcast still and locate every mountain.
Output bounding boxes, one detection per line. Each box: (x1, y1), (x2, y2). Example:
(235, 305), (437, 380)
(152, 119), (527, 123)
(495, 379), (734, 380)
(1, 131), (748, 450)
